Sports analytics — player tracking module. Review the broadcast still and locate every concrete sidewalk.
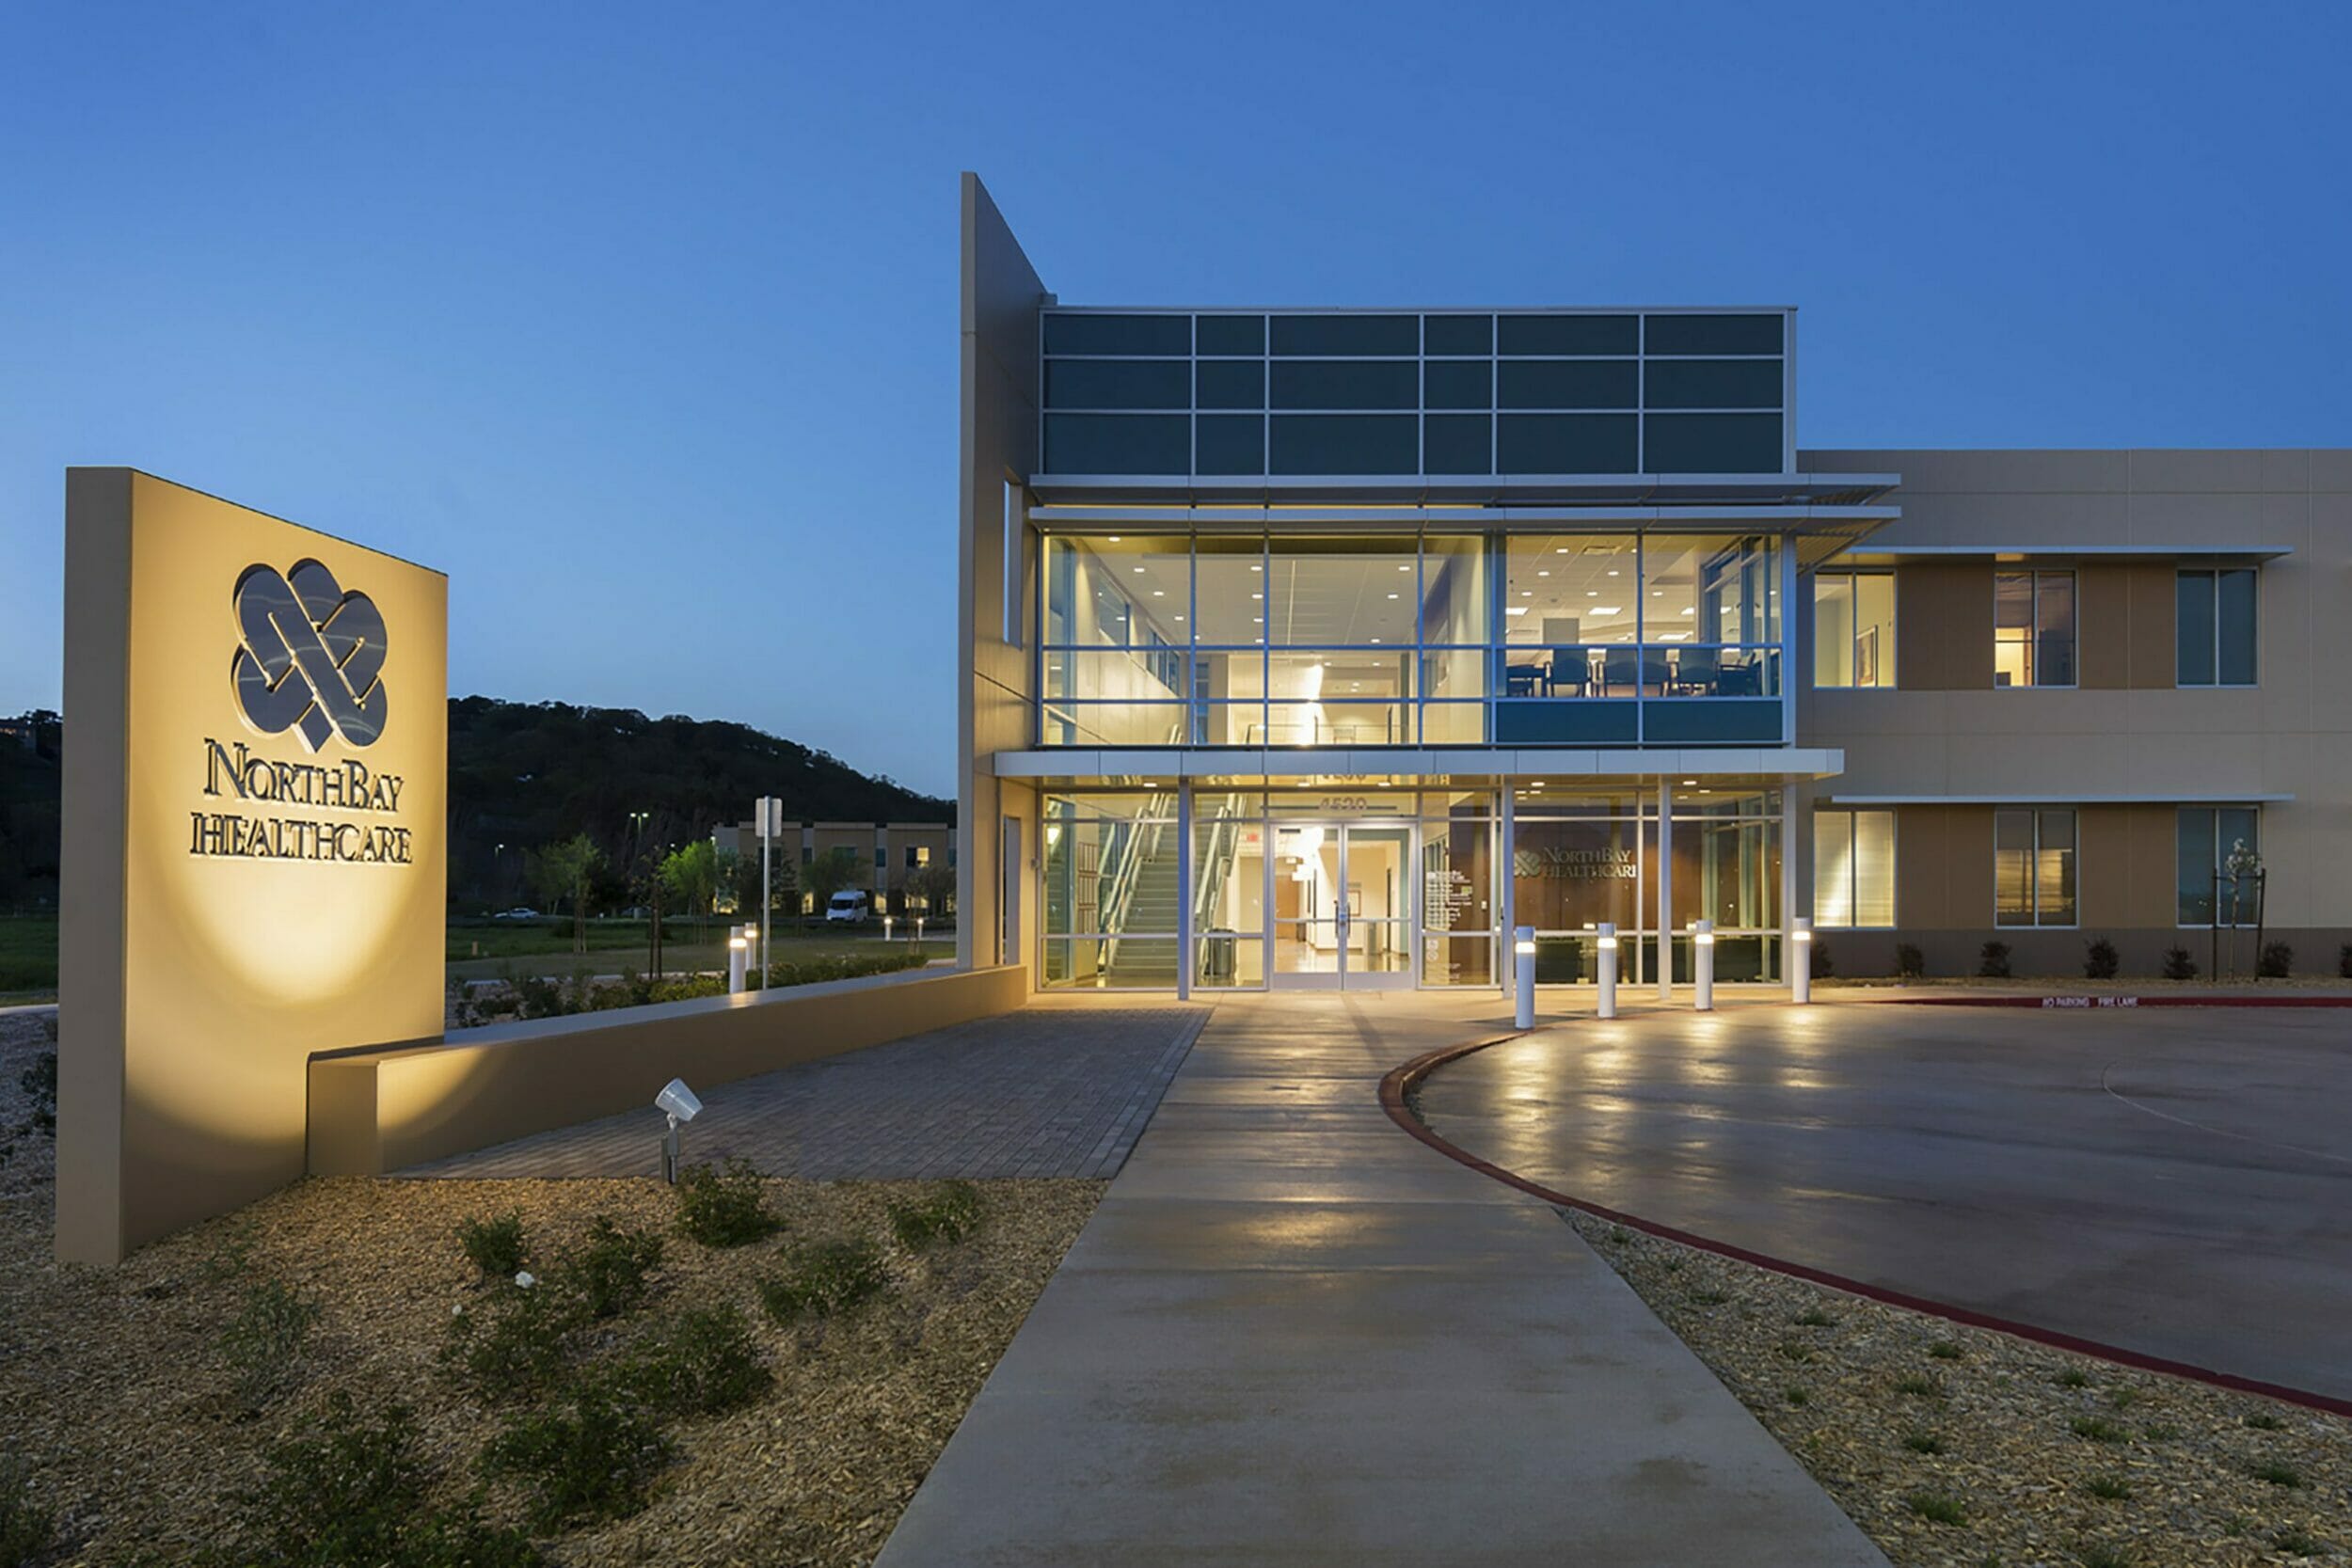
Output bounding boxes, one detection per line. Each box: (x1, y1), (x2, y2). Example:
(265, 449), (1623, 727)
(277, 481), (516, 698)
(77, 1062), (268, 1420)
(875, 993), (1886, 1567)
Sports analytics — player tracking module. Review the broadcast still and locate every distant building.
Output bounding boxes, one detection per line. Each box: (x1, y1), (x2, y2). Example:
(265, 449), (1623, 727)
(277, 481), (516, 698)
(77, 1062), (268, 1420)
(710, 819), (955, 916)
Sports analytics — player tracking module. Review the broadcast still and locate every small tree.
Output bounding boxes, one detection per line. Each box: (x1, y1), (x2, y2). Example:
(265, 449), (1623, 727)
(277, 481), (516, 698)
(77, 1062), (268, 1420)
(526, 833), (606, 954)
(800, 847), (864, 914)
(660, 841), (720, 942)
(906, 862), (957, 921)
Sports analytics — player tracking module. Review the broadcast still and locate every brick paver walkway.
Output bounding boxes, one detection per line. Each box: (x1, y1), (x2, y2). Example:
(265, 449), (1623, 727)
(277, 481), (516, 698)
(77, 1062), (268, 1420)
(398, 1006), (1208, 1181)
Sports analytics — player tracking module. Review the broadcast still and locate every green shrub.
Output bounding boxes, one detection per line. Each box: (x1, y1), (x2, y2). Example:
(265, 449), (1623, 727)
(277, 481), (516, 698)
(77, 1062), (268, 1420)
(2161, 945), (2197, 981)
(760, 1239), (888, 1322)
(1928, 1339), (1963, 1360)
(1791, 1307), (1836, 1327)
(1689, 1289), (1729, 1307)
(481, 1384), (672, 1530)
(1783, 1385), (1810, 1407)
(442, 1275), (579, 1402)
(764, 950), (930, 990)
(561, 1217), (663, 1319)
(2273, 1528), (2323, 1558)
(0, 1456), (55, 1568)
(2082, 1473), (2133, 1500)
(888, 1181), (983, 1252)
(1895, 942), (1924, 978)
(1902, 1430), (1946, 1454)
(219, 1280), (323, 1410)
(619, 1304), (772, 1418)
(2243, 1410), (2282, 1430)
(215, 1392), (540, 1567)
(2082, 938), (2119, 979)
(1809, 938), (1834, 980)
(2141, 1423), (2180, 1442)
(1777, 1341), (1813, 1363)
(2249, 1460), (2304, 1489)
(1904, 1491), (1966, 1526)
(457, 1212), (528, 1283)
(2340, 942), (2352, 980)
(2055, 1367), (2090, 1388)
(675, 1158), (778, 1247)
(1894, 1373), (1943, 1399)
(1978, 941), (2011, 979)
(2258, 942), (2293, 979)
(2069, 1416), (2126, 1443)
(2075, 1546), (2133, 1568)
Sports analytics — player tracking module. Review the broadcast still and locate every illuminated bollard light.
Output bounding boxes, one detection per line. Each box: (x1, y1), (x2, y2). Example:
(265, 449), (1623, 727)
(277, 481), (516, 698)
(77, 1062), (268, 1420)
(883, 914), (895, 943)
(1693, 918), (1715, 1011)
(1790, 916), (1812, 1006)
(1597, 921), (1619, 1020)
(727, 930), (749, 994)
(1514, 926), (1536, 1031)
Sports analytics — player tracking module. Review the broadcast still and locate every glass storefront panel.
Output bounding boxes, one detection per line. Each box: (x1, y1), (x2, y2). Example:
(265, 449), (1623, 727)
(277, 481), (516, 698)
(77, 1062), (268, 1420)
(1645, 534), (1778, 647)
(1668, 795), (1781, 931)
(1266, 536), (1420, 644)
(1512, 815), (1641, 932)
(1422, 533), (1490, 644)
(1192, 813), (1266, 988)
(1502, 534), (1639, 669)
(1043, 647), (1187, 704)
(1040, 703), (1188, 747)
(1423, 934), (1495, 986)
(1042, 937), (1182, 990)
(1044, 535), (1191, 649)
(1195, 534), (1267, 644)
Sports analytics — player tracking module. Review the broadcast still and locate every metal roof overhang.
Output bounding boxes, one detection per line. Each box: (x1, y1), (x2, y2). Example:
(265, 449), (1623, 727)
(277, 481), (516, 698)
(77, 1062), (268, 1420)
(1834, 542), (2295, 565)
(1028, 471), (1902, 508)
(992, 746), (1845, 791)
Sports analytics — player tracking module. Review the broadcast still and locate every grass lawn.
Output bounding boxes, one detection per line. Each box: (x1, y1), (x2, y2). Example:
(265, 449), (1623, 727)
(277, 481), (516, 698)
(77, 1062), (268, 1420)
(0, 1011), (1098, 1566)
(0, 916), (57, 1001)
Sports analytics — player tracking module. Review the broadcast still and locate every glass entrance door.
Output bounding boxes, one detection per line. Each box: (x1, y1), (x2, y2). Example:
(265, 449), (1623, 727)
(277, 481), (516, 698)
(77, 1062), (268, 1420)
(1271, 821), (1416, 990)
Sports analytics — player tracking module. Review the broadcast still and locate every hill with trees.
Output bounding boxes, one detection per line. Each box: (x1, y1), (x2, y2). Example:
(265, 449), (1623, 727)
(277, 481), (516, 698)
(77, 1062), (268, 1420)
(0, 700), (950, 914)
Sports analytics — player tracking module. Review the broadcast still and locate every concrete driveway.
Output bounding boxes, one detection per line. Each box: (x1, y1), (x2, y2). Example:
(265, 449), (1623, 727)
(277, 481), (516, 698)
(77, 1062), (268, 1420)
(1412, 1001), (2352, 1403)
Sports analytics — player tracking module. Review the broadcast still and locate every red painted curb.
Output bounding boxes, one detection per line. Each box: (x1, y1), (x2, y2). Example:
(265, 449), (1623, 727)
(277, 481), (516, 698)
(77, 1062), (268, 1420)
(1868, 994), (2352, 1009)
(1378, 1032), (2352, 1421)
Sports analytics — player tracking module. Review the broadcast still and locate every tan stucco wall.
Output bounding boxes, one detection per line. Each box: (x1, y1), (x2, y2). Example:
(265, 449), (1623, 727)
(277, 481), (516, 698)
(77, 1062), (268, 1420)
(1800, 449), (2352, 942)
(310, 964), (1028, 1176)
(957, 173), (1047, 980)
(59, 471), (448, 1262)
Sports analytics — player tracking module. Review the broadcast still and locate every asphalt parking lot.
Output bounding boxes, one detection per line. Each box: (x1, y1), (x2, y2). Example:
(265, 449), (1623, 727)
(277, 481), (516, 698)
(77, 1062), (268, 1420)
(1412, 1001), (2352, 1402)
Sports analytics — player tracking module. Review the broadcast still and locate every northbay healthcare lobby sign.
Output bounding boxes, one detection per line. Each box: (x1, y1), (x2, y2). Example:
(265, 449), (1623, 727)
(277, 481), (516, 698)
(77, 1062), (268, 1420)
(58, 470), (446, 1264)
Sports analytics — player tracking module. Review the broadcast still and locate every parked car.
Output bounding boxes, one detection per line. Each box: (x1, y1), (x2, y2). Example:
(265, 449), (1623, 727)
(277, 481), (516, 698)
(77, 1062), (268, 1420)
(824, 890), (872, 925)
(491, 907), (541, 920)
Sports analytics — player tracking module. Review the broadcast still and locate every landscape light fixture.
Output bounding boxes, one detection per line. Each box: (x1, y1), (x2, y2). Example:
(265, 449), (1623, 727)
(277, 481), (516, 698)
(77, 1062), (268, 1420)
(655, 1078), (703, 1183)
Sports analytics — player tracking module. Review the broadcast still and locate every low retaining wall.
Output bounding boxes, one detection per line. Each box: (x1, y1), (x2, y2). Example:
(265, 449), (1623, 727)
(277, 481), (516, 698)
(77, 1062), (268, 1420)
(308, 963), (1028, 1176)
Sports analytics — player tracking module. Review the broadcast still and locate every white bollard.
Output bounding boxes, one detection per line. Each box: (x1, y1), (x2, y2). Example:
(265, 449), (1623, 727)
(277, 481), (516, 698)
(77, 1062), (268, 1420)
(727, 932), (748, 994)
(1514, 926), (1535, 1030)
(1693, 919), (1715, 1011)
(1790, 916), (1812, 1005)
(1596, 922), (1619, 1019)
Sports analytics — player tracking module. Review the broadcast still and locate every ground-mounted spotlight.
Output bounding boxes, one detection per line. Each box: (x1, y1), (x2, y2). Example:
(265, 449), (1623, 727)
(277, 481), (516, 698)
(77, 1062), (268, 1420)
(656, 1077), (702, 1183)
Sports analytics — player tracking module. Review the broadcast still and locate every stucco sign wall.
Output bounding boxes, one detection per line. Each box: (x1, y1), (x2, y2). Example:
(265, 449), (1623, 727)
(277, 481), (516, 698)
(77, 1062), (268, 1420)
(57, 470), (447, 1264)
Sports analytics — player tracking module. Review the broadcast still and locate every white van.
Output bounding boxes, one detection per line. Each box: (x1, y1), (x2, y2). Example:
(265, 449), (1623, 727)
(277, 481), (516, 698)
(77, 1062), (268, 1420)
(824, 890), (872, 925)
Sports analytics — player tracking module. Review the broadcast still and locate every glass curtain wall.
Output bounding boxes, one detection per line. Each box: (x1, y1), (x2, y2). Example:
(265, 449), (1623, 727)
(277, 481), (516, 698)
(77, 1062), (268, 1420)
(1496, 533), (1782, 744)
(1043, 532), (1491, 745)
(1041, 530), (1785, 748)
(1041, 793), (1182, 988)
(1421, 792), (1498, 984)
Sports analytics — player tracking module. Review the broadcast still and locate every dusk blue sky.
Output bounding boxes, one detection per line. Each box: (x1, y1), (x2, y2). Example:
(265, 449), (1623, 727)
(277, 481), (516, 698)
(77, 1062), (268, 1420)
(4, 3), (2345, 798)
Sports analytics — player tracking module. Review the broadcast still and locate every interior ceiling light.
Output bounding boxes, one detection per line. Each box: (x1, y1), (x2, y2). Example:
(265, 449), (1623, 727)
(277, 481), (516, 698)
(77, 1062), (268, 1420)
(1106, 535), (1121, 542)
(1152, 590), (1165, 596)
(1251, 564), (1263, 572)
(1680, 607), (1694, 616)
(1397, 564), (1410, 572)
(1504, 606), (1529, 616)
(1387, 593), (1399, 599)
(1593, 606), (1621, 614)
(1537, 570), (1550, 577)
(1132, 567), (1146, 574)
(1607, 569), (1620, 577)
(1586, 591), (1598, 597)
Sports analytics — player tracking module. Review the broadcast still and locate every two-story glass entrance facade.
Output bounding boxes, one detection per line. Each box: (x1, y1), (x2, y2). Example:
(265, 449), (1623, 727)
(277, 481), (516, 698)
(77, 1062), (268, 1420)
(1039, 784), (1784, 991)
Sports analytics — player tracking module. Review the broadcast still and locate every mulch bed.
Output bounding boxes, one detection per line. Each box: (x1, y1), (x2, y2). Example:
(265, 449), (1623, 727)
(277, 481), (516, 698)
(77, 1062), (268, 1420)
(1568, 1210), (2351, 1567)
(0, 1012), (1099, 1566)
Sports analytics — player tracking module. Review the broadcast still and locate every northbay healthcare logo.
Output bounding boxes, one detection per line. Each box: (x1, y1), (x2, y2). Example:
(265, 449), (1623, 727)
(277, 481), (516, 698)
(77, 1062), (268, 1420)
(190, 560), (411, 865)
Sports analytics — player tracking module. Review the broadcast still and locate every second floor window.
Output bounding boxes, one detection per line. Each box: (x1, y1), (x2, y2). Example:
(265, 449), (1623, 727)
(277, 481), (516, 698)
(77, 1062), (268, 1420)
(1994, 571), (2075, 688)
(1813, 570), (1896, 688)
(2176, 568), (2257, 687)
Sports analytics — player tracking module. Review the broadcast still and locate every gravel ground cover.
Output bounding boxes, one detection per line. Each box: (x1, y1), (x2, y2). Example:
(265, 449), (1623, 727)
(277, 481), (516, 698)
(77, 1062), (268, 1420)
(1567, 1210), (2350, 1567)
(0, 1012), (1099, 1566)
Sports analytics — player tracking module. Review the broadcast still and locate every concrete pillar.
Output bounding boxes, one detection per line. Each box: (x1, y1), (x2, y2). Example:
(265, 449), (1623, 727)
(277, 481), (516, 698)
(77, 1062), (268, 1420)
(1657, 776), (1674, 1001)
(1176, 784), (1194, 1001)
